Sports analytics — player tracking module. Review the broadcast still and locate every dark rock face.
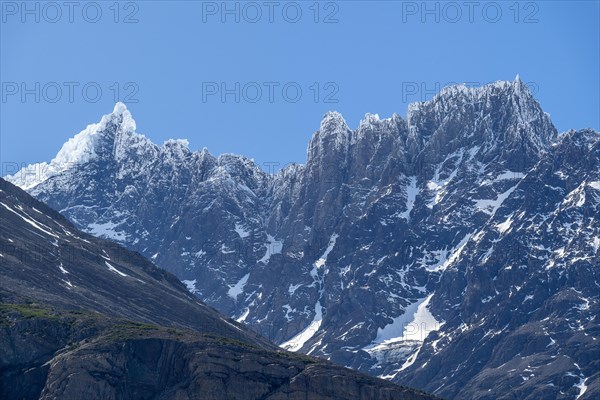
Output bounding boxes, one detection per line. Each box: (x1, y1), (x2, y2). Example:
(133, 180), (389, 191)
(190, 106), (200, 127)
(6, 78), (599, 399)
(0, 178), (436, 400)
(396, 128), (600, 399)
(0, 306), (435, 400)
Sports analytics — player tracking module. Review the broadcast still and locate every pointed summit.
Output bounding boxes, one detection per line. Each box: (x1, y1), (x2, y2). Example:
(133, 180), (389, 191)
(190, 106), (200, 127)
(405, 78), (557, 172)
(99, 102), (137, 134)
(306, 111), (352, 164)
(113, 101), (128, 114)
(512, 74), (529, 94)
(512, 75), (534, 101)
(320, 111), (350, 134)
(5, 103), (145, 189)
(359, 113), (381, 128)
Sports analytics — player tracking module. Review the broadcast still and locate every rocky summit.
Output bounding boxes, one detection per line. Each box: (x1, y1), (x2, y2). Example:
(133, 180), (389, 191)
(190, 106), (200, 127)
(7, 77), (600, 399)
(0, 177), (436, 400)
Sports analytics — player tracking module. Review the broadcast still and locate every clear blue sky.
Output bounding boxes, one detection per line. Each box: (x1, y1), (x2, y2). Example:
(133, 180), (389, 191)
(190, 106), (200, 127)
(1, 1), (599, 173)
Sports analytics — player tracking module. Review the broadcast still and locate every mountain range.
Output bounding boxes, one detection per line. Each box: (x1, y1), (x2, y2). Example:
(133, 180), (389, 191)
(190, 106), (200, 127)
(6, 77), (599, 399)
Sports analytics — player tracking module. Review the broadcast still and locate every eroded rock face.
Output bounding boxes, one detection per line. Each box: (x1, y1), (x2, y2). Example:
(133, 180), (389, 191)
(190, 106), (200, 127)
(6, 78), (599, 399)
(0, 306), (436, 400)
(0, 178), (436, 400)
(395, 128), (600, 400)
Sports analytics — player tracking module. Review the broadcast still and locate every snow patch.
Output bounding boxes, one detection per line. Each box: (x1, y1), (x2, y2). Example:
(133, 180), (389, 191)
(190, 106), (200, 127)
(425, 150), (464, 207)
(575, 376), (587, 399)
(194, 250), (206, 258)
(563, 184), (587, 208)
(423, 233), (472, 272)
(474, 184), (519, 216)
(258, 234), (283, 264)
(105, 261), (128, 277)
(88, 221), (127, 242)
(496, 214), (514, 234)
(400, 177), (418, 220)
(592, 237), (600, 253)
(283, 304), (294, 321)
(280, 300), (323, 352)
(315, 234), (338, 269)
(399, 344), (423, 372)
(367, 294), (441, 348)
(228, 273), (250, 299)
(234, 223), (250, 238)
(220, 244), (236, 254)
(483, 170), (525, 184)
(236, 308), (250, 323)
(281, 233), (338, 352)
(182, 279), (199, 294)
(288, 283), (303, 294)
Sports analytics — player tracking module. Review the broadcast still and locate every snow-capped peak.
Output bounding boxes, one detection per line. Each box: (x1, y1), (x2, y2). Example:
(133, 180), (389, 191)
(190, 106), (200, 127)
(306, 111), (352, 162)
(6, 103), (139, 190)
(512, 74), (530, 94)
(99, 102), (136, 134)
(113, 101), (128, 115)
(406, 78), (539, 124)
(320, 111), (350, 134)
(53, 123), (101, 166)
(5, 120), (105, 190)
(359, 113), (381, 128)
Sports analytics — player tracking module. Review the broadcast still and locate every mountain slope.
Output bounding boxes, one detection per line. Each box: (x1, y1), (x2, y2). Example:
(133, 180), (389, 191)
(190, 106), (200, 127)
(0, 177), (436, 400)
(6, 77), (599, 399)
(395, 128), (600, 399)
